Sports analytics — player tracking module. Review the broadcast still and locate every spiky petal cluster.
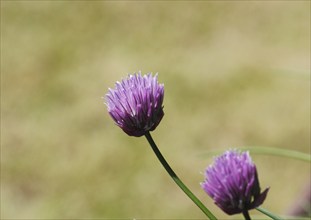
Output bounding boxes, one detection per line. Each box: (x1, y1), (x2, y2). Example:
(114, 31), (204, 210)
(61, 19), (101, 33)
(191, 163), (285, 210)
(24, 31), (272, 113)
(201, 149), (269, 215)
(105, 72), (164, 137)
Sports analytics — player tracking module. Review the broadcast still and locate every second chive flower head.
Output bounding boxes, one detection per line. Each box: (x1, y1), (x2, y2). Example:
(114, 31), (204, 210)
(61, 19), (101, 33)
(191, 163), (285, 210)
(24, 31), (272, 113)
(105, 72), (164, 137)
(201, 149), (269, 215)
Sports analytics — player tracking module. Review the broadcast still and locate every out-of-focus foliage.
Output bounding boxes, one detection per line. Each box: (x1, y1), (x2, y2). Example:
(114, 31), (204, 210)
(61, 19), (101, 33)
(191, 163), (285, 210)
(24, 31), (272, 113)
(1, 1), (310, 219)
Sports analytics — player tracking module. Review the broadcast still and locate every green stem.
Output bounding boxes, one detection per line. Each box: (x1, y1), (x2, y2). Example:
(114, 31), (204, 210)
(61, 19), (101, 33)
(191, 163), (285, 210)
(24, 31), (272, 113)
(256, 207), (283, 220)
(244, 146), (310, 162)
(200, 146), (310, 163)
(145, 132), (217, 220)
(242, 209), (251, 220)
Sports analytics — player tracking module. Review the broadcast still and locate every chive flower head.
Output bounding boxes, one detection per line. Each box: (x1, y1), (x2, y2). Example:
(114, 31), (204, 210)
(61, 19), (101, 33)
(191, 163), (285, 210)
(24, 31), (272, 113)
(105, 72), (164, 137)
(201, 149), (269, 215)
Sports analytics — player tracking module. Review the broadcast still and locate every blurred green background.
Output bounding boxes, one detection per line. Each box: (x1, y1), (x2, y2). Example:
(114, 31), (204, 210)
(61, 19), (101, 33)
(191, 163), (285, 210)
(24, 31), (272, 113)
(1, 1), (310, 219)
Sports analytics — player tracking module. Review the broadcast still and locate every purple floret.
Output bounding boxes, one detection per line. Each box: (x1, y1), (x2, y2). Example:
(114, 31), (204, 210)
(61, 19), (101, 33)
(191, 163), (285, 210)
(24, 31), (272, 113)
(105, 72), (164, 137)
(201, 149), (269, 215)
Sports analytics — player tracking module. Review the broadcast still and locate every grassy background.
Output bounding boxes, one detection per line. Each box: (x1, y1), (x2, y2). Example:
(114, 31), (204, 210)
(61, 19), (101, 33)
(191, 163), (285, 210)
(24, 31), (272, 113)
(1, 1), (310, 219)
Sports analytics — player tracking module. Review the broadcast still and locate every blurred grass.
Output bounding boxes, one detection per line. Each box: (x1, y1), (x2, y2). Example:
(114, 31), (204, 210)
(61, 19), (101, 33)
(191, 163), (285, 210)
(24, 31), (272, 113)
(1, 1), (310, 219)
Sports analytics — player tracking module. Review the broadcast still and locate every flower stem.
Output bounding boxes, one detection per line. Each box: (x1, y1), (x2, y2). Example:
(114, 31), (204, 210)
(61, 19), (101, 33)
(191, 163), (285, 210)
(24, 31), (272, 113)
(200, 146), (310, 162)
(256, 207), (283, 220)
(144, 132), (217, 220)
(242, 209), (251, 220)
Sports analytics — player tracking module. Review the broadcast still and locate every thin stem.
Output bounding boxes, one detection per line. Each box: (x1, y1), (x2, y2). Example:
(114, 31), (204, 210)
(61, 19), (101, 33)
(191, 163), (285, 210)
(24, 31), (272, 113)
(200, 146), (310, 162)
(144, 132), (217, 220)
(242, 209), (251, 220)
(256, 207), (283, 220)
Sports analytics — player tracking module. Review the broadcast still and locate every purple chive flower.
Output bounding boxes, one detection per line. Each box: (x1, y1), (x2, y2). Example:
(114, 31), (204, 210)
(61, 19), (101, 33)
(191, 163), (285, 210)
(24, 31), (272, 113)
(201, 149), (269, 215)
(105, 72), (164, 137)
